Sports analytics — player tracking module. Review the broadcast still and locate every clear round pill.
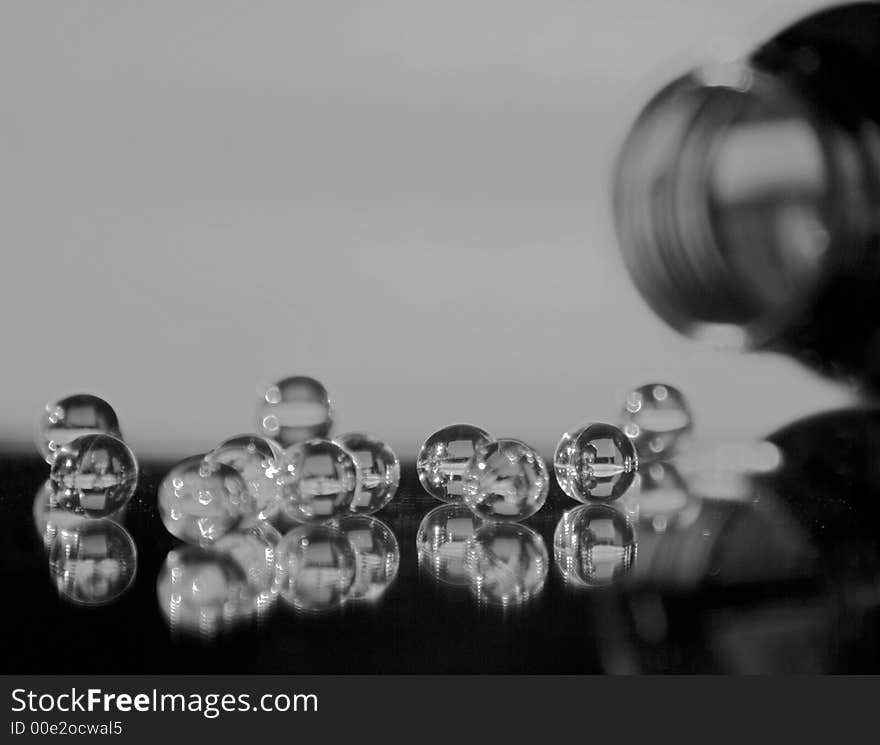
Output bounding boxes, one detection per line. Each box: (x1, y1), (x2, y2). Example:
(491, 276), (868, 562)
(204, 433), (283, 522)
(158, 455), (257, 544)
(462, 438), (549, 522)
(35, 393), (122, 464)
(257, 376), (333, 446)
(334, 432), (400, 515)
(277, 438), (359, 523)
(554, 422), (638, 502)
(621, 383), (693, 460)
(50, 434), (138, 518)
(416, 424), (494, 502)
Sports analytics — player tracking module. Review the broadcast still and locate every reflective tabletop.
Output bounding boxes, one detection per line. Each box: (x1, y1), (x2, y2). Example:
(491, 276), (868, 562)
(4, 408), (880, 674)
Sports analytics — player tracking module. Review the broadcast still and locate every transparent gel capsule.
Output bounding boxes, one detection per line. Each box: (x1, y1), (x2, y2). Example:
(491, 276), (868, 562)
(334, 432), (400, 515)
(554, 504), (637, 588)
(50, 434), (138, 518)
(462, 438), (549, 522)
(257, 376), (333, 446)
(554, 422), (638, 502)
(416, 503), (482, 586)
(621, 383), (692, 461)
(464, 523), (548, 608)
(619, 462), (702, 533)
(48, 519), (137, 605)
(336, 515), (400, 602)
(416, 424), (493, 502)
(277, 438), (359, 523)
(272, 524), (357, 613)
(204, 434), (283, 522)
(35, 393), (122, 464)
(157, 455), (257, 544)
(157, 545), (261, 638)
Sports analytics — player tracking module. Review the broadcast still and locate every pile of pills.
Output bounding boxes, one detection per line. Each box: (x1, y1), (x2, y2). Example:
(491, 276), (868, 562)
(412, 383), (693, 603)
(152, 374), (403, 630)
(414, 380), (693, 522)
(30, 378), (695, 621)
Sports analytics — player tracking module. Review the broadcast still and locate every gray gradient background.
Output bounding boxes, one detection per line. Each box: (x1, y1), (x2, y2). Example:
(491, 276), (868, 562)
(0, 0), (852, 460)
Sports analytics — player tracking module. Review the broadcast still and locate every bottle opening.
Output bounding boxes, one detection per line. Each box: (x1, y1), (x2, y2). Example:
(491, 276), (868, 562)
(613, 65), (831, 348)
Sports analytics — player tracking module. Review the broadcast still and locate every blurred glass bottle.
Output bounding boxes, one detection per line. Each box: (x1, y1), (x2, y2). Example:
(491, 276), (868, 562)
(614, 3), (880, 387)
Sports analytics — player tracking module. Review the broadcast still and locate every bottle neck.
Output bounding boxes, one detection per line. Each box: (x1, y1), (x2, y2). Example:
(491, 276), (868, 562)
(614, 3), (880, 382)
(614, 68), (833, 346)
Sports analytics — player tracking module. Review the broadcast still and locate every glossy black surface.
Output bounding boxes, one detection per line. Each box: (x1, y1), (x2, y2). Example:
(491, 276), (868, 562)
(3, 409), (880, 673)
